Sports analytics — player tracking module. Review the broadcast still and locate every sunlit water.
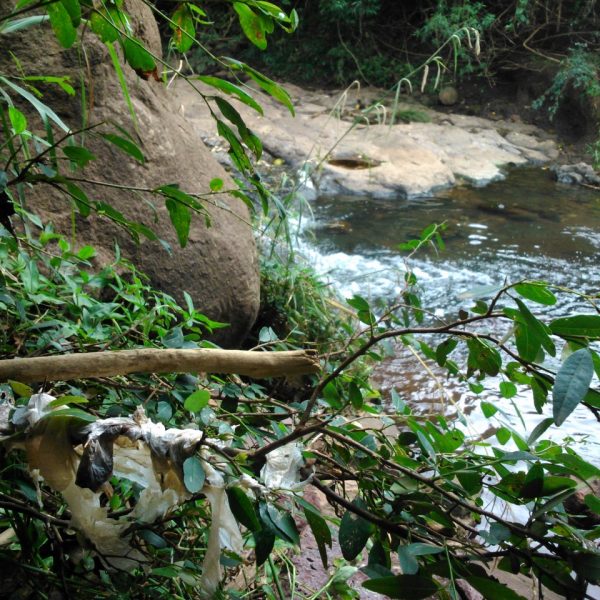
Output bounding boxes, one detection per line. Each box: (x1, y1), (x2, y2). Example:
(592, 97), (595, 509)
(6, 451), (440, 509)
(294, 168), (600, 464)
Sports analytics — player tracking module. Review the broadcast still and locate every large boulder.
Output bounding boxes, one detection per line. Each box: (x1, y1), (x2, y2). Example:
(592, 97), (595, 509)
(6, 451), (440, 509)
(0, 0), (259, 346)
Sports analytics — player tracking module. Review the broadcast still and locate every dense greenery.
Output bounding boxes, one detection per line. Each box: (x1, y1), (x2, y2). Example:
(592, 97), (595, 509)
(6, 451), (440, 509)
(198, 0), (600, 164)
(0, 1), (600, 599)
(222, 0), (599, 86)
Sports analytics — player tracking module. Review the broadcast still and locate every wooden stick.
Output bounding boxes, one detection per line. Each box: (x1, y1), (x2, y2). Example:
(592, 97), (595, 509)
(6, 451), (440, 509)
(0, 348), (320, 383)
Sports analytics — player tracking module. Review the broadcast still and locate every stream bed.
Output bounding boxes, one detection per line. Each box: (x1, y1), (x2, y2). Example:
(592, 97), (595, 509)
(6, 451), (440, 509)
(296, 167), (600, 463)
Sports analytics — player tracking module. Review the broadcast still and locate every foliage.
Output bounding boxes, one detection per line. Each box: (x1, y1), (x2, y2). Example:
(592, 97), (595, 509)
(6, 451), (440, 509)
(206, 1), (598, 88)
(1, 1), (600, 599)
(415, 1), (494, 78)
(532, 44), (600, 120)
(256, 255), (346, 352)
(4, 204), (600, 599)
(0, 0), (297, 248)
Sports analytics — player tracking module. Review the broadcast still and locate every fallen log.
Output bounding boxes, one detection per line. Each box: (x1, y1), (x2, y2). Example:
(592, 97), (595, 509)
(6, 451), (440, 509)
(0, 348), (320, 383)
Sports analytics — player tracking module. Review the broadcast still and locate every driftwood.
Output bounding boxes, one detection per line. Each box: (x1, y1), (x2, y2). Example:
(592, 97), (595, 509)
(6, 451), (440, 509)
(0, 348), (320, 383)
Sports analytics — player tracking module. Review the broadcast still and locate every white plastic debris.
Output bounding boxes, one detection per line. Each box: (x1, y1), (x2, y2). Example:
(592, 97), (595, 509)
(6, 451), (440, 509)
(17, 392), (55, 427)
(197, 452), (244, 599)
(4, 394), (246, 585)
(260, 442), (308, 491)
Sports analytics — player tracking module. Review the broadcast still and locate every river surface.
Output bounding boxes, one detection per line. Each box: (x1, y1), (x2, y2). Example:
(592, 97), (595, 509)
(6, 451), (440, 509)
(295, 167), (600, 462)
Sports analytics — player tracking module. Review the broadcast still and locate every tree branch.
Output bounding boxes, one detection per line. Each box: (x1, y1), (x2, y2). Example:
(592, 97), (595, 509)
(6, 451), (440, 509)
(0, 348), (320, 382)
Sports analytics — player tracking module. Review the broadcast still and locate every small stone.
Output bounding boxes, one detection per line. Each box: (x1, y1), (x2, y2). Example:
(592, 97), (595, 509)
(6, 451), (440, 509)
(438, 86), (459, 106)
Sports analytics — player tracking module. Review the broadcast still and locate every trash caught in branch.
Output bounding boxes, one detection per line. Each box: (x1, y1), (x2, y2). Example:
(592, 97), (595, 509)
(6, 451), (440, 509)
(1, 392), (310, 594)
(1, 393), (242, 587)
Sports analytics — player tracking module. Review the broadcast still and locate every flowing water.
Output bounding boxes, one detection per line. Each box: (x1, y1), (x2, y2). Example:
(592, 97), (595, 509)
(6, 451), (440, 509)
(295, 167), (600, 462)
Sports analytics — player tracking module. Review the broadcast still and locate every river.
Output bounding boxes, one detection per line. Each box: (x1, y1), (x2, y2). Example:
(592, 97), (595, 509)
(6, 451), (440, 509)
(294, 167), (600, 463)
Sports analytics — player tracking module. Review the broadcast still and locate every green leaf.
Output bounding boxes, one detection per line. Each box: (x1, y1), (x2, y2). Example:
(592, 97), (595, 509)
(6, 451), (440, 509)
(196, 75), (263, 115)
(514, 320), (541, 363)
(233, 2), (267, 49)
(435, 338), (457, 366)
(527, 417), (554, 445)
(209, 177), (223, 192)
(0, 15), (49, 34)
(339, 497), (374, 560)
(106, 41), (138, 130)
(304, 506), (332, 568)
(405, 543), (443, 556)
(227, 487), (261, 532)
(47, 395), (88, 408)
(182, 456), (205, 493)
(347, 294), (370, 311)
(122, 37), (155, 73)
(77, 245), (95, 260)
(456, 470), (482, 495)
(0, 76), (70, 132)
(481, 402), (497, 418)
(397, 546), (419, 575)
(513, 282), (556, 305)
(60, 0), (81, 27)
(467, 338), (501, 376)
(466, 575), (527, 599)
(348, 381), (363, 410)
(101, 133), (144, 163)
(90, 7), (126, 44)
(223, 58), (295, 116)
(496, 427), (511, 445)
(584, 494), (600, 514)
(215, 97), (261, 159)
(66, 183), (91, 217)
(184, 389), (210, 412)
(531, 377), (549, 413)
(499, 381), (517, 399)
(541, 476), (576, 496)
(553, 348), (593, 426)
(40, 407), (96, 423)
(515, 299), (555, 357)
(23, 74), (74, 95)
(550, 315), (600, 339)
(253, 529), (274, 566)
(170, 4), (195, 52)
(46, 0), (76, 47)
(521, 463), (544, 499)
(8, 106), (27, 134)
(554, 453), (600, 479)
(362, 575), (438, 599)
(487, 522), (511, 544)
(216, 119), (251, 171)
(138, 529), (167, 549)
(368, 540), (391, 570)
(165, 197), (191, 248)
(259, 502), (300, 544)
(164, 328), (184, 349)
(8, 380), (33, 397)
(152, 566), (179, 578)
(63, 145), (96, 167)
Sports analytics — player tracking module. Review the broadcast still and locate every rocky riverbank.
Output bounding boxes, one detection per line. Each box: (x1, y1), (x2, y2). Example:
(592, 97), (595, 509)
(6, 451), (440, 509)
(174, 80), (560, 199)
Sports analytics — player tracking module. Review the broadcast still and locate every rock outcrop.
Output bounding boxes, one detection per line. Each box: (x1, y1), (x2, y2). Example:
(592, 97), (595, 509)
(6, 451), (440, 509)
(552, 162), (600, 186)
(1, 0), (260, 346)
(176, 82), (560, 200)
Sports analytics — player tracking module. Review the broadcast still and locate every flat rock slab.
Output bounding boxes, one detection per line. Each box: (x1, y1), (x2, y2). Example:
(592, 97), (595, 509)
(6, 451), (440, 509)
(174, 81), (559, 199)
